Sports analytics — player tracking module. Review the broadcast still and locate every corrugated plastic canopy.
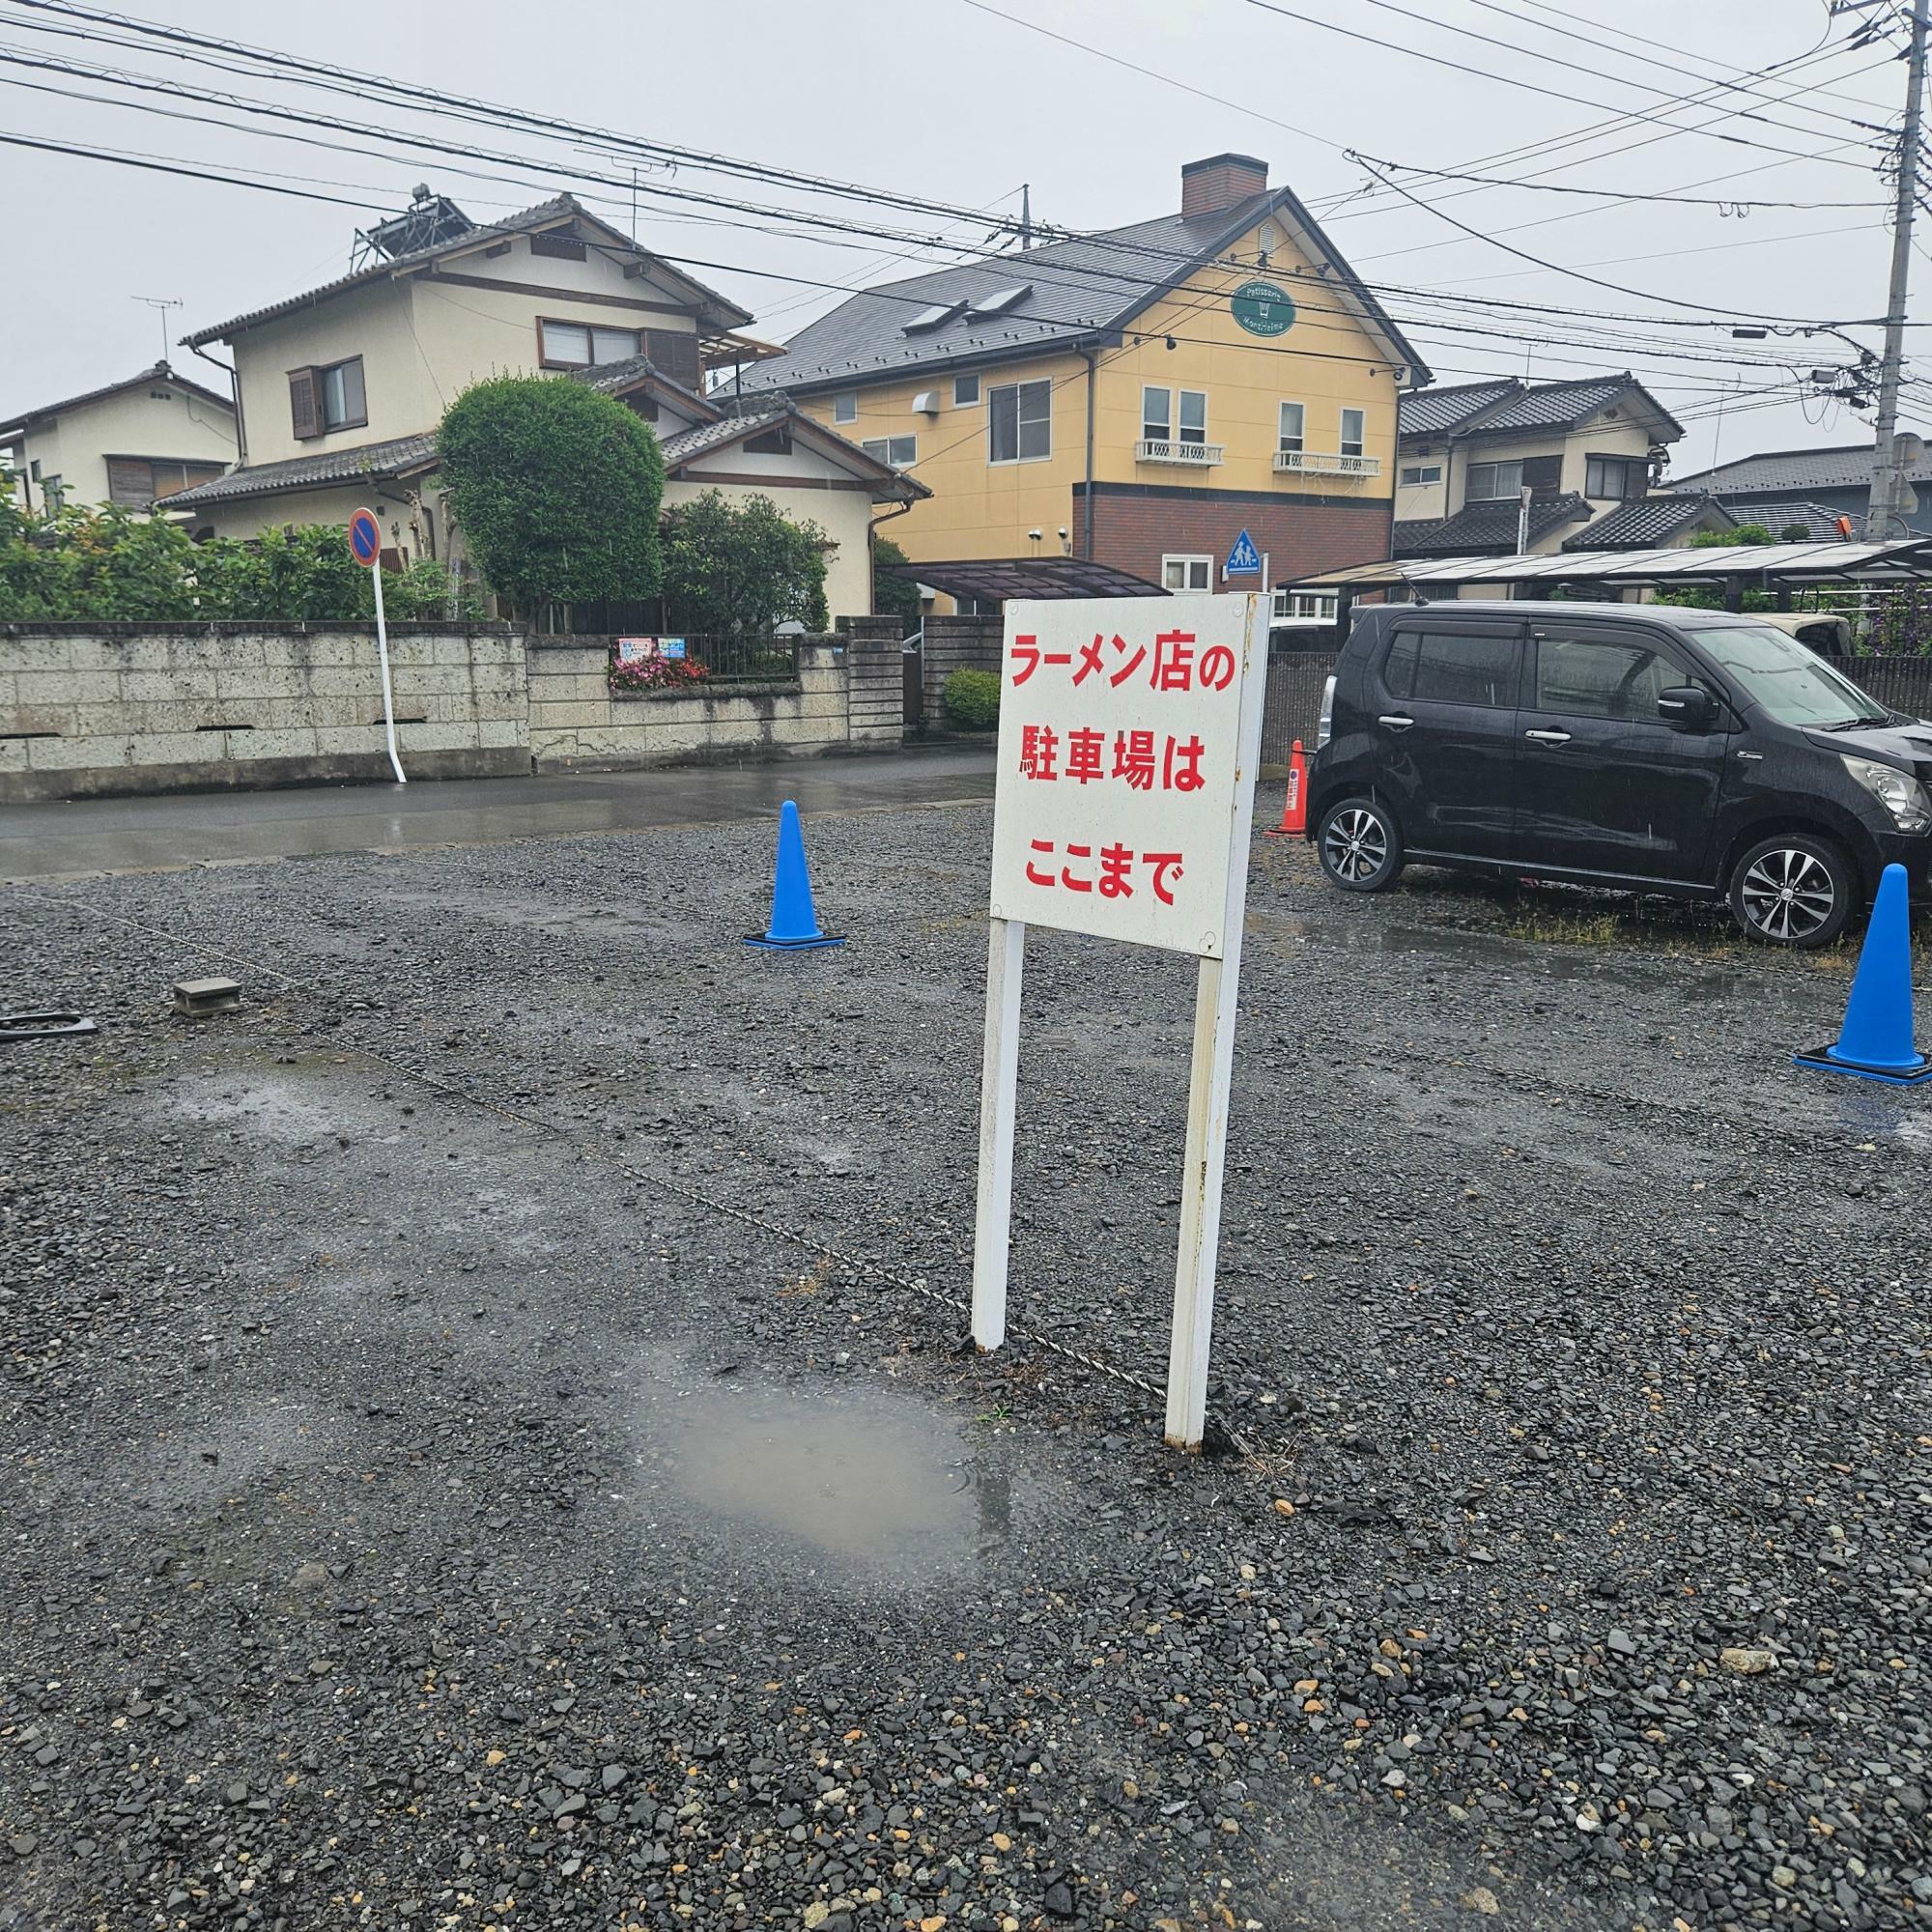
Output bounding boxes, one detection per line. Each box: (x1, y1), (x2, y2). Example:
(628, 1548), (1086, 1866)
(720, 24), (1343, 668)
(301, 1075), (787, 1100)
(882, 556), (1169, 601)
(1291, 538), (1932, 592)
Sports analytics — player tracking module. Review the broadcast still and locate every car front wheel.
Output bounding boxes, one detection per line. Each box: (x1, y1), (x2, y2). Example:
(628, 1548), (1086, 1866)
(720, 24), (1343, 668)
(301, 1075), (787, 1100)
(1727, 833), (1856, 948)
(1317, 796), (1404, 893)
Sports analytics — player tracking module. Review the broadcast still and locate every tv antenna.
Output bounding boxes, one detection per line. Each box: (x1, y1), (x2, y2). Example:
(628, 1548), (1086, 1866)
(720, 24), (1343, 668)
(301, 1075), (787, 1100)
(131, 296), (182, 367)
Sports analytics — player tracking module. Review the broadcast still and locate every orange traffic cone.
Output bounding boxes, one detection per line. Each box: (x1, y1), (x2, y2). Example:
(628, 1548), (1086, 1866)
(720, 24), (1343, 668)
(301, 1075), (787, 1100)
(1265, 740), (1307, 837)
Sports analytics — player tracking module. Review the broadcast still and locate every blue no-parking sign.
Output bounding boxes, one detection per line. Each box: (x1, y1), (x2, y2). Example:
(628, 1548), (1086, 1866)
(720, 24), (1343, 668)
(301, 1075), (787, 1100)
(347, 506), (382, 566)
(1224, 528), (1261, 577)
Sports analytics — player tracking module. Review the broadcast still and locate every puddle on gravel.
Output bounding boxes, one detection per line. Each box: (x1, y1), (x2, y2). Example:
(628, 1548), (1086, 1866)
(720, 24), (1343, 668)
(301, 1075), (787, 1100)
(649, 1382), (1014, 1573)
(166, 1069), (396, 1145)
(1829, 1084), (1932, 1144)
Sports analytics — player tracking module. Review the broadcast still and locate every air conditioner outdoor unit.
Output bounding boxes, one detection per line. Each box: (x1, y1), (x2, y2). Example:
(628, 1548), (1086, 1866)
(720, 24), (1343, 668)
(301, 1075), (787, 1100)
(911, 390), (941, 415)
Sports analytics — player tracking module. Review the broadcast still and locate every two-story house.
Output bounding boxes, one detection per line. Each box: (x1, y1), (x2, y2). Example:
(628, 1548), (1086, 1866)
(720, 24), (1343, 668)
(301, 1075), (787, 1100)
(733, 155), (1429, 617)
(1, 361), (236, 514)
(166, 191), (923, 616)
(1391, 374), (1690, 558)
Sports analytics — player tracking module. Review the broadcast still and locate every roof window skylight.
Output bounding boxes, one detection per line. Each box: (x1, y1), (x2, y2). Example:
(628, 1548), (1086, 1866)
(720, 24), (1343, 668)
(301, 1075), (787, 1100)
(968, 284), (1032, 318)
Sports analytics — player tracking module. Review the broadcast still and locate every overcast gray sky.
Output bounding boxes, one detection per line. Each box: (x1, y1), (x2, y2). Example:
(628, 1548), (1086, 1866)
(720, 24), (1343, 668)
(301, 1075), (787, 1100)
(0, 0), (1917, 477)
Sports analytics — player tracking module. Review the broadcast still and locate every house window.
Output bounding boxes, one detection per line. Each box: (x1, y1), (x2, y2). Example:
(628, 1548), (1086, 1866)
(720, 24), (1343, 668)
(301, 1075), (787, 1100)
(953, 374), (980, 406)
(833, 392), (858, 424)
(1142, 385), (1171, 443)
(291, 355), (367, 439)
(40, 473), (64, 512)
(988, 379), (1051, 463)
(538, 320), (643, 369)
(105, 457), (225, 506)
(1340, 408), (1366, 459)
(744, 425), (792, 455)
(861, 435), (918, 467)
(1466, 460), (1524, 502)
(1179, 389), (1207, 446)
(1162, 554), (1212, 592)
(1400, 464), (1442, 486)
(1278, 401), (1305, 454)
(1272, 589), (1339, 623)
(1585, 453), (1645, 499)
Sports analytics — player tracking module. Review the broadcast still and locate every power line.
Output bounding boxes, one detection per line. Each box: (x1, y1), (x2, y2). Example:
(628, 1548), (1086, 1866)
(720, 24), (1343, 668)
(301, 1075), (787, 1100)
(1350, 0), (1885, 146)
(1243, 0), (1883, 172)
(1350, 153), (1890, 329)
(1348, 156), (1882, 211)
(0, 37), (1889, 361)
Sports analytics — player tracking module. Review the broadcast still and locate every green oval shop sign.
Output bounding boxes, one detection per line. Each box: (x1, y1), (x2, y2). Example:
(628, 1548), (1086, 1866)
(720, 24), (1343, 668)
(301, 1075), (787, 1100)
(1231, 280), (1294, 338)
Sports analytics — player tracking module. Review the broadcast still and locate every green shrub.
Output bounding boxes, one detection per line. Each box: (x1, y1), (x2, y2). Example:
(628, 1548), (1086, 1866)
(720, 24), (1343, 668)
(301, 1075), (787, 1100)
(944, 667), (1001, 731)
(439, 375), (663, 614)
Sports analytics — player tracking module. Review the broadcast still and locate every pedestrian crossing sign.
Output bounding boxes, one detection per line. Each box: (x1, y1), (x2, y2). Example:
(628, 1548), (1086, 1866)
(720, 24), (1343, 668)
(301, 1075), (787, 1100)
(1224, 529), (1261, 577)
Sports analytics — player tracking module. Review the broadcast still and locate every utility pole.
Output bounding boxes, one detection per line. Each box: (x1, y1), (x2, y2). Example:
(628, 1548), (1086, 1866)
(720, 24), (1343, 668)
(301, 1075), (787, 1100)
(1870, 0), (1927, 538)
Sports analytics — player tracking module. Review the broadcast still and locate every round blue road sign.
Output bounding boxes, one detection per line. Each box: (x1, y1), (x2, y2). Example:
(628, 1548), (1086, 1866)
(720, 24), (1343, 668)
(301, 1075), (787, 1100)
(348, 507), (382, 566)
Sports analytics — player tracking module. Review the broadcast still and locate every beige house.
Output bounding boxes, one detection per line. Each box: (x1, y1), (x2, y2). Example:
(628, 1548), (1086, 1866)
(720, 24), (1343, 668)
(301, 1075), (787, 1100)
(1392, 374), (1684, 557)
(168, 191), (922, 614)
(1, 361), (237, 514)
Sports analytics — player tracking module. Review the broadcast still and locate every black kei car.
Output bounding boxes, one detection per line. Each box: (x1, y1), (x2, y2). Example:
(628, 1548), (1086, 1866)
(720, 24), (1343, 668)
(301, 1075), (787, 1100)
(1306, 600), (1932, 947)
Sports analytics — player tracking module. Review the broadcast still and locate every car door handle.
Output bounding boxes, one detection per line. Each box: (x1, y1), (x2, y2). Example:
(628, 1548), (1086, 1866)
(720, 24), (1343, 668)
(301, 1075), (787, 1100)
(1524, 728), (1572, 745)
(1378, 714), (1414, 730)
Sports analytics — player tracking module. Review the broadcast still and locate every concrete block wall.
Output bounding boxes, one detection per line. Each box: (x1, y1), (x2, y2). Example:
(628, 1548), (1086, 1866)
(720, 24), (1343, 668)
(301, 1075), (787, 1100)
(839, 617), (906, 745)
(526, 638), (874, 772)
(922, 614), (1005, 725)
(0, 624), (528, 802)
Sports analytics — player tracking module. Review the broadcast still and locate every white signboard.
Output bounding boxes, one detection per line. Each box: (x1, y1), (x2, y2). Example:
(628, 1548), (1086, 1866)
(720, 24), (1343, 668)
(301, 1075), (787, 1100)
(974, 593), (1266, 1450)
(988, 595), (1262, 958)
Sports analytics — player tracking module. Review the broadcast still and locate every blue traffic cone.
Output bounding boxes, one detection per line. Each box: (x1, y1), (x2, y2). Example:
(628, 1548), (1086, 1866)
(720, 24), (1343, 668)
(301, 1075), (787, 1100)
(1794, 863), (1931, 1084)
(745, 799), (845, 952)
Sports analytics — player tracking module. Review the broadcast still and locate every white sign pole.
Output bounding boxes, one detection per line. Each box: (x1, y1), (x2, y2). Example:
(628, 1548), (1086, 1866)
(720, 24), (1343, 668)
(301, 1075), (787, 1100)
(371, 557), (407, 784)
(1164, 608), (1264, 1451)
(971, 915), (1026, 1350)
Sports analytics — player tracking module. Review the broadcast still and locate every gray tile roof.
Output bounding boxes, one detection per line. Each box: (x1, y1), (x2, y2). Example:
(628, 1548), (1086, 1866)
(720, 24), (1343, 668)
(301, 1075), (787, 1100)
(1393, 492), (1593, 557)
(736, 186), (1428, 395)
(658, 399), (929, 500)
(571, 355), (719, 419)
(164, 433), (438, 510)
(1670, 440), (1932, 495)
(1458, 373), (1682, 440)
(0, 360), (234, 441)
(659, 409), (789, 465)
(185, 194), (750, 347)
(1706, 498), (1853, 539)
(1562, 494), (1733, 551)
(1397, 378), (1520, 439)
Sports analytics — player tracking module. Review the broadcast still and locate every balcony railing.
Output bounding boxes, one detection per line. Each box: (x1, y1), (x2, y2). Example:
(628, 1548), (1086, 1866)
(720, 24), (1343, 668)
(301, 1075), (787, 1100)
(1274, 449), (1381, 478)
(1136, 438), (1223, 467)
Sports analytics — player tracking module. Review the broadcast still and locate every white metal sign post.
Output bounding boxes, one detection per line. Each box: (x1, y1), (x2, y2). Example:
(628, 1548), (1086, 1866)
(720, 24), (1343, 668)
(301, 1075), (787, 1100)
(348, 505), (407, 785)
(971, 593), (1266, 1449)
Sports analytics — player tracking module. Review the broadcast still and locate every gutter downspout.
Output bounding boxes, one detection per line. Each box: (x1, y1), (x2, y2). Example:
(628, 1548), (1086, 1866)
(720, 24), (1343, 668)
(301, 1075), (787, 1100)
(1081, 348), (1098, 560)
(187, 340), (245, 468)
(867, 496), (916, 618)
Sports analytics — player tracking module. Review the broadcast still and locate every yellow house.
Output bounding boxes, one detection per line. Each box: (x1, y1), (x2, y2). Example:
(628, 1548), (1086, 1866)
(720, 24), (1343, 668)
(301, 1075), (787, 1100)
(737, 155), (1430, 617)
(167, 191), (921, 617)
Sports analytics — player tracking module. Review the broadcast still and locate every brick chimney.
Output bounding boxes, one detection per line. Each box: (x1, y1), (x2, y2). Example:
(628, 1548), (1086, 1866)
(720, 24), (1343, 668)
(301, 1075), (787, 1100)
(1180, 153), (1268, 220)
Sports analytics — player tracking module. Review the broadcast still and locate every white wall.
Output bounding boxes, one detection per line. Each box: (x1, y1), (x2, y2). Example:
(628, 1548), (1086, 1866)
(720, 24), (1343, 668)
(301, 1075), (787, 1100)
(664, 472), (877, 621)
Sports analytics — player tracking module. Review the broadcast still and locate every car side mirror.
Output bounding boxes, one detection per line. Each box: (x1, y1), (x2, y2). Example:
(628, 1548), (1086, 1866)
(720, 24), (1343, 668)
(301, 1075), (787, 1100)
(1658, 685), (1715, 731)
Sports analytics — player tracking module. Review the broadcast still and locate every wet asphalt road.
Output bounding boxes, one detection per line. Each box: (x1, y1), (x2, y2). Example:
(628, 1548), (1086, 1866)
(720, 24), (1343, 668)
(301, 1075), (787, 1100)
(0, 747), (999, 881)
(1, 799), (1928, 1932)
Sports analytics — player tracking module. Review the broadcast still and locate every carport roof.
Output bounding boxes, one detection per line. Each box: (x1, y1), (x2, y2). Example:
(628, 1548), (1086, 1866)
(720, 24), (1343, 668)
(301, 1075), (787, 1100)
(1290, 535), (1932, 593)
(882, 556), (1167, 601)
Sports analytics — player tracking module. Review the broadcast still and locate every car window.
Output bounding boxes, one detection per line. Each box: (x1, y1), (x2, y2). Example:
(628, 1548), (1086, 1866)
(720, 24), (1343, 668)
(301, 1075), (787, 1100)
(1395, 630), (1518, 707)
(1695, 624), (1888, 728)
(1533, 635), (1677, 721)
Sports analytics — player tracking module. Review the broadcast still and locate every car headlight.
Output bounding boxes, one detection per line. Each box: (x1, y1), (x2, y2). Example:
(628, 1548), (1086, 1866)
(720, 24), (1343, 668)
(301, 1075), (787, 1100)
(1842, 753), (1932, 833)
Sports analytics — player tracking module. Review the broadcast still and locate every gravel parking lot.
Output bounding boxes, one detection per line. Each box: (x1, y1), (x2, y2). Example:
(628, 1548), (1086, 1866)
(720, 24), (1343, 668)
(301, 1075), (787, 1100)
(2, 801), (1928, 1932)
